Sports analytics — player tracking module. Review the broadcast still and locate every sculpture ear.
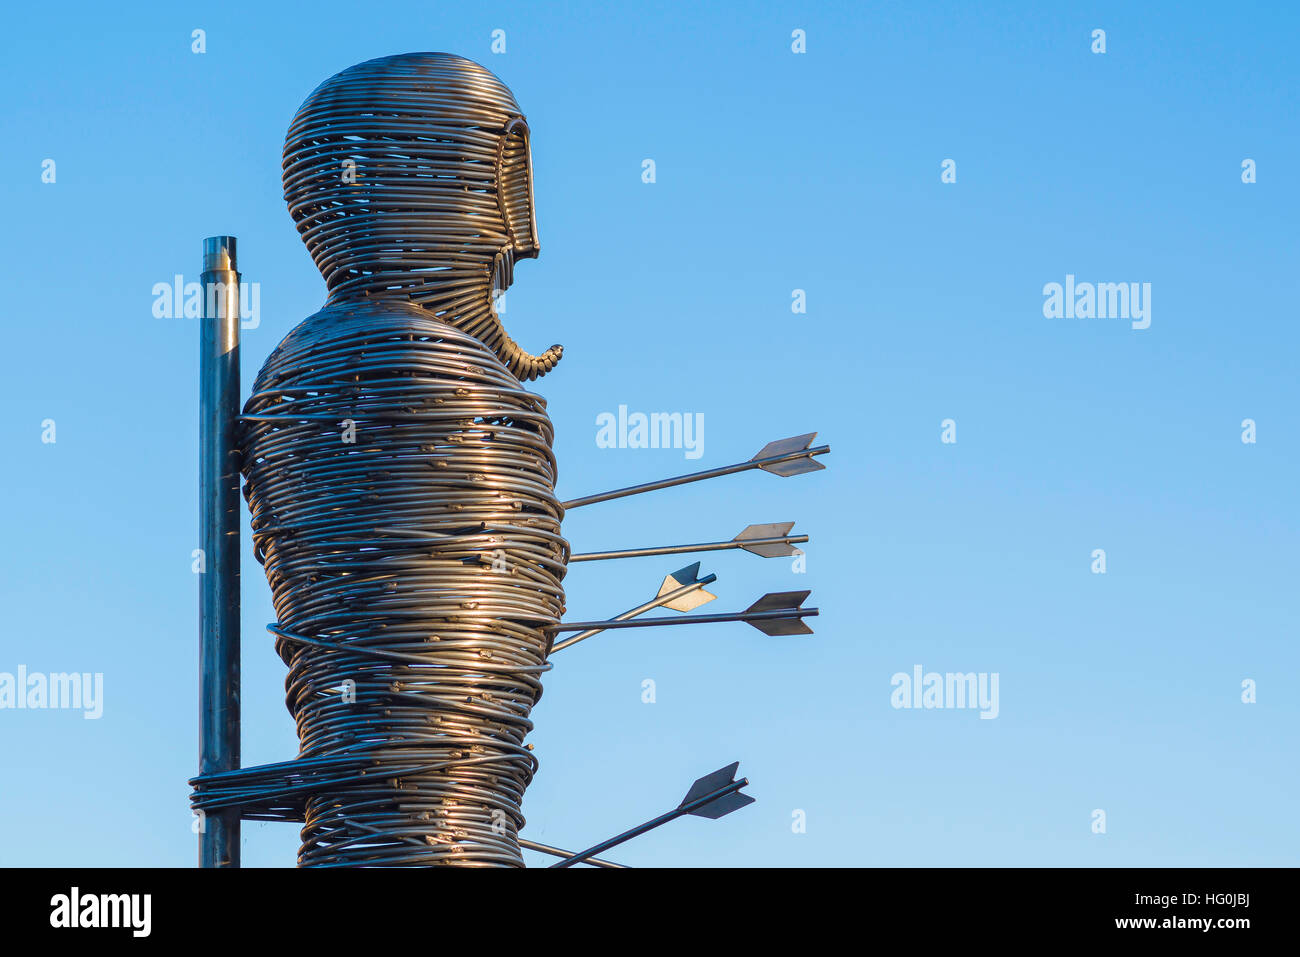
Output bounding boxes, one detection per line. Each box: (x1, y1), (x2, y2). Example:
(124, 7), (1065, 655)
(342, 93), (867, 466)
(498, 117), (539, 259)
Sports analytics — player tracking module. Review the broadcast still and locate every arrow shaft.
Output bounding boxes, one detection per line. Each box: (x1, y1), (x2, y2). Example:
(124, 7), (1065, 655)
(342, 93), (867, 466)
(569, 535), (808, 563)
(518, 838), (626, 868)
(551, 606), (819, 633)
(561, 445), (831, 510)
(549, 780), (747, 868)
(549, 574), (718, 653)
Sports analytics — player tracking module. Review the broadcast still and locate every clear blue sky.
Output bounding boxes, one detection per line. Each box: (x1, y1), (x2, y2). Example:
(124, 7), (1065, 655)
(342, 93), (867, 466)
(0, 0), (1295, 867)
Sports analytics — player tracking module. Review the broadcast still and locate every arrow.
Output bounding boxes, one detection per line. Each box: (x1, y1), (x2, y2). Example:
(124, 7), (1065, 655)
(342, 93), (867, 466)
(550, 590), (817, 638)
(569, 522), (808, 563)
(549, 762), (753, 867)
(742, 590), (818, 636)
(562, 433), (830, 510)
(517, 838), (627, 869)
(549, 563), (718, 654)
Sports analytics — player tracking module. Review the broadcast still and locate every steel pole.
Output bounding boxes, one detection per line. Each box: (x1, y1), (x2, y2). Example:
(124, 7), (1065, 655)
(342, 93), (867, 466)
(199, 236), (241, 868)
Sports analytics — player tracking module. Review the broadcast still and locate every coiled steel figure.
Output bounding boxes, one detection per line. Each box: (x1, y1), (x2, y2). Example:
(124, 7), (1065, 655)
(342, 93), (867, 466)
(244, 53), (566, 866)
(191, 52), (825, 868)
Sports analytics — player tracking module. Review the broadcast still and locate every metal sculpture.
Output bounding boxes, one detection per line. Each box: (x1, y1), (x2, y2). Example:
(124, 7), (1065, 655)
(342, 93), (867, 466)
(190, 52), (829, 868)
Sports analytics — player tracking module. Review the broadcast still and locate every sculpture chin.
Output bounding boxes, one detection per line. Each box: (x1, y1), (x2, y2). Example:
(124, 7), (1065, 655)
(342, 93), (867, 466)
(494, 329), (565, 382)
(484, 249), (564, 381)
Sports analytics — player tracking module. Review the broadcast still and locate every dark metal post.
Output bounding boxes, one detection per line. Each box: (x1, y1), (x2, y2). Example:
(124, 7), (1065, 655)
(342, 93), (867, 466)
(199, 236), (241, 868)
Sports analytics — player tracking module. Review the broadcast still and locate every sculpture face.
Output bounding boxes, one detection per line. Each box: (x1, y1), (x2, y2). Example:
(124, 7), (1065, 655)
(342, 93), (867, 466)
(282, 52), (562, 380)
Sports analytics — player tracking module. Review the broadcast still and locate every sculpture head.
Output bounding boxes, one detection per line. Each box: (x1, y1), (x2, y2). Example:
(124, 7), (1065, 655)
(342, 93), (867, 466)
(282, 52), (562, 380)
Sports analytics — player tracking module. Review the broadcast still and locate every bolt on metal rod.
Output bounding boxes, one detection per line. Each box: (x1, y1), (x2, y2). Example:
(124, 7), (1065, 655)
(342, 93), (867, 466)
(199, 236), (241, 868)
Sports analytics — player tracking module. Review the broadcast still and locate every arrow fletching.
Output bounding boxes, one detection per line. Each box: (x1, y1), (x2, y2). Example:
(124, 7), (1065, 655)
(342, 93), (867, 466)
(679, 762), (755, 820)
(744, 590), (816, 636)
(658, 562), (717, 612)
(734, 521), (801, 558)
(752, 432), (825, 477)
